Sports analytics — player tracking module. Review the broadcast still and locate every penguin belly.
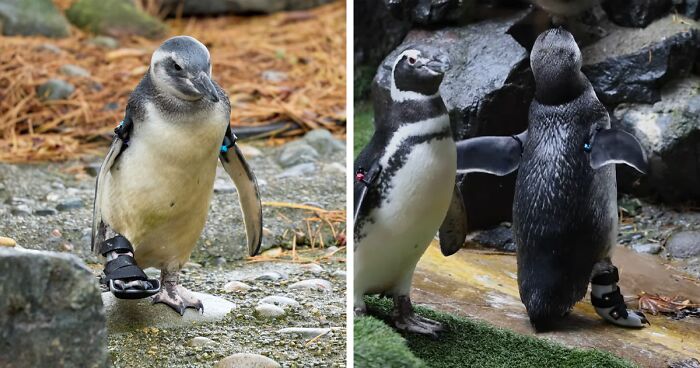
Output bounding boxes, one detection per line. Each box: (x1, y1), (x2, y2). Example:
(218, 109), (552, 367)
(102, 104), (227, 270)
(355, 136), (456, 297)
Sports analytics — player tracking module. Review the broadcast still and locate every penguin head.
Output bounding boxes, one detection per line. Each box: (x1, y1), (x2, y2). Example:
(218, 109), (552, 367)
(530, 28), (587, 104)
(391, 45), (450, 98)
(149, 36), (219, 103)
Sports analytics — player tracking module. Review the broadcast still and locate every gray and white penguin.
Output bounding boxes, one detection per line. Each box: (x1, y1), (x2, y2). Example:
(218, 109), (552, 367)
(456, 28), (649, 330)
(354, 45), (469, 337)
(92, 36), (262, 314)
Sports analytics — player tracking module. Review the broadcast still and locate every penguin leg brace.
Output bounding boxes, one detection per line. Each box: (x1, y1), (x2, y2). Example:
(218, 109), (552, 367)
(591, 265), (649, 328)
(391, 295), (444, 338)
(100, 235), (160, 299)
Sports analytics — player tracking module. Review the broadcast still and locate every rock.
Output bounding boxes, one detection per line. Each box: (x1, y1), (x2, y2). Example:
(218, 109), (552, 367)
(323, 162), (346, 175)
(632, 243), (663, 254)
(255, 271), (287, 281)
(276, 141), (319, 167)
(259, 295), (300, 309)
(354, 0), (411, 68)
(665, 231), (700, 258)
(88, 36), (119, 49)
(669, 358), (700, 368)
(56, 197), (83, 211)
(581, 15), (700, 106)
(34, 207), (57, 216)
(466, 224), (516, 252)
(36, 79), (75, 101)
(214, 178), (236, 193)
(603, 0), (672, 27)
(332, 269), (346, 279)
(384, 0), (471, 25)
(66, 0), (167, 39)
(0, 0), (70, 37)
(303, 129), (344, 156)
(10, 204), (31, 216)
(276, 327), (331, 339)
(215, 353), (280, 368)
(223, 280), (251, 293)
(188, 336), (215, 347)
(159, 0), (332, 16)
(276, 163), (317, 179)
(0, 248), (106, 367)
(613, 77), (700, 202)
(300, 263), (324, 274)
(0, 237), (16, 247)
(261, 247), (283, 257)
(238, 144), (263, 157)
(102, 292), (234, 333)
(85, 162), (102, 177)
(34, 43), (62, 53)
(255, 303), (286, 318)
(288, 278), (332, 292)
(375, 10), (532, 230)
(59, 64), (91, 77)
(262, 70), (287, 82)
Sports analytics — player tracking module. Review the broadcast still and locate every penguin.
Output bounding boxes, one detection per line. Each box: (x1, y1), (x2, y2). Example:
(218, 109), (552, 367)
(455, 28), (649, 330)
(354, 45), (468, 337)
(92, 36), (263, 315)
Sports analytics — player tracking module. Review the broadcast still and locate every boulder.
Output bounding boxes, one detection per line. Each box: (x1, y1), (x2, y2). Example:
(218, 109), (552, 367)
(66, 0), (167, 39)
(603, 0), (672, 28)
(383, 0), (472, 25)
(374, 10), (533, 229)
(158, 0), (333, 16)
(0, 0), (70, 38)
(613, 76), (700, 202)
(665, 230), (700, 258)
(0, 248), (106, 368)
(355, 0), (411, 67)
(581, 15), (700, 106)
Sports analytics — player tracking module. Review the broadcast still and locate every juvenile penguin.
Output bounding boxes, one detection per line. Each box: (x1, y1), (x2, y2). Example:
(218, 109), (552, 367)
(455, 28), (649, 330)
(354, 45), (468, 336)
(92, 36), (263, 314)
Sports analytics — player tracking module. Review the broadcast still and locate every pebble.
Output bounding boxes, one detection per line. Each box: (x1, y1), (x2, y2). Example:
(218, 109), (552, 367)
(323, 162), (346, 175)
(255, 271), (287, 281)
(215, 353), (280, 368)
(259, 295), (300, 309)
(59, 64), (90, 77)
(631, 243), (662, 255)
(325, 246), (339, 255)
(0, 237), (17, 247)
(255, 303), (286, 318)
(300, 263), (324, 274)
(303, 129), (344, 156)
(666, 231), (700, 258)
(261, 70), (287, 83)
(276, 327), (331, 339)
(261, 247), (283, 257)
(34, 208), (58, 216)
(276, 163), (316, 179)
(213, 178), (236, 193)
(332, 270), (346, 279)
(223, 281), (251, 293)
(276, 141), (318, 168)
(89, 36), (119, 49)
(288, 279), (332, 292)
(85, 163), (102, 177)
(56, 197), (83, 211)
(239, 144), (263, 157)
(11, 205), (32, 216)
(187, 336), (215, 347)
(36, 79), (75, 101)
(34, 44), (62, 54)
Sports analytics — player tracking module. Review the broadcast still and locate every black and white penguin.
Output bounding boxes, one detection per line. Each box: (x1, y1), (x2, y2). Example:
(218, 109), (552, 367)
(92, 36), (263, 315)
(354, 45), (468, 337)
(455, 28), (650, 330)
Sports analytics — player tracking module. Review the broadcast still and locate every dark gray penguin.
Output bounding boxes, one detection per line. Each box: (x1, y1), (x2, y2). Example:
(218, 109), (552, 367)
(354, 45), (468, 337)
(455, 28), (649, 330)
(92, 36), (263, 315)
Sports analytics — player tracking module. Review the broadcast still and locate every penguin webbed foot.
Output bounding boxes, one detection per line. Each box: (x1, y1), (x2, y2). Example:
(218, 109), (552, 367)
(591, 263), (650, 328)
(391, 296), (444, 338)
(100, 236), (161, 300)
(152, 272), (203, 316)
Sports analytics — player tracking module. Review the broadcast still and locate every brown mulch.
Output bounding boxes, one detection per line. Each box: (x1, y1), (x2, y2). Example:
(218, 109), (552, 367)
(0, 1), (346, 163)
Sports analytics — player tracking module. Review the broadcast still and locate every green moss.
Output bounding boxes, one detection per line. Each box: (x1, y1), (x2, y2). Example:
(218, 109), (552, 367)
(354, 65), (377, 101)
(354, 101), (374, 158)
(359, 296), (637, 368)
(355, 316), (427, 368)
(66, 0), (166, 39)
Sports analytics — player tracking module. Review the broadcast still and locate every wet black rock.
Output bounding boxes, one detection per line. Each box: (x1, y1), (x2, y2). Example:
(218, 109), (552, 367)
(374, 10), (533, 229)
(581, 15), (700, 106)
(384, 0), (472, 25)
(665, 231), (700, 258)
(603, 0), (672, 28)
(613, 77), (700, 202)
(466, 224), (516, 251)
(0, 248), (106, 368)
(355, 0), (411, 67)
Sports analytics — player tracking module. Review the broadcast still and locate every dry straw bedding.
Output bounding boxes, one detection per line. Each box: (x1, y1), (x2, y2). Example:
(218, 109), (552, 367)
(0, 1), (346, 162)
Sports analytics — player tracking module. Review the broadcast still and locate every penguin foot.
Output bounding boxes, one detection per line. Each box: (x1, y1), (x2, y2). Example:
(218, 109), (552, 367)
(152, 271), (203, 316)
(99, 236), (160, 300)
(392, 296), (444, 338)
(591, 264), (650, 328)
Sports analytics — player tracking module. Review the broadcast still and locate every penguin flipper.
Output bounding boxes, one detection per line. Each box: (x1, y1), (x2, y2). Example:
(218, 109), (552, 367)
(589, 128), (648, 174)
(438, 184), (467, 257)
(456, 131), (527, 176)
(219, 125), (263, 257)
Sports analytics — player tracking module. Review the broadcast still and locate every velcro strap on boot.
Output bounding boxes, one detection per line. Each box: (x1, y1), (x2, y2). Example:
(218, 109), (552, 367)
(591, 287), (625, 308)
(99, 235), (134, 256)
(103, 256), (147, 281)
(591, 266), (619, 286)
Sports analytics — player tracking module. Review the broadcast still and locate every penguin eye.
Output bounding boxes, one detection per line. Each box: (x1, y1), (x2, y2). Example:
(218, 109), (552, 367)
(173, 62), (183, 71)
(408, 57), (416, 65)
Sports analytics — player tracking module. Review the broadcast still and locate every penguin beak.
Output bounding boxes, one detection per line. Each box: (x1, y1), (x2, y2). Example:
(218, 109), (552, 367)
(426, 54), (451, 74)
(193, 72), (219, 103)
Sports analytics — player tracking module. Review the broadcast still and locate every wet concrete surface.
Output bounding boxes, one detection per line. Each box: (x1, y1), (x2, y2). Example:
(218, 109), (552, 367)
(412, 242), (700, 367)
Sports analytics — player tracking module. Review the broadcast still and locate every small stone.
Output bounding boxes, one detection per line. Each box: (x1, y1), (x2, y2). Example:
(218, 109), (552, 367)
(56, 197), (83, 211)
(288, 279), (332, 292)
(51, 229), (62, 237)
(255, 271), (287, 281)
(85, 163), (102, 177)
(276, 141), (318, 168)
(300, 263), (324, 274)
(223, 281), (251, 293)
(666, 231), (700, 259)
(261, 247), (283, 257)
(0, 237), (16, 247)
(215, 353), (280, 368)
(276, 163), (316, 179)
(261, 70), (287, 82)
(183, 262), (202, 269)
(34, 208), (58, 216)
(325, 246), (339, 255)
(213, 178), (236, 193)
(255, 303), (286, 318)
(259, 296), (300, 309)
(323, 162), (346, 175)
(36, 79), (75, 101)
(238, 144), (263, 157)
(276, 327), (331, 339)
(303, 129), (344, 156)
(631, 243), (662, 255)
(188, 336), (215, 347)
(11, 205), (32, 216)
(34, 44), (62, 54)
(59, 64), (90, 77)
(88, 36), (119, 49)
(332, 270), (346, 279)
(61, 243), (74, 252)
(103, 102), (119, 111)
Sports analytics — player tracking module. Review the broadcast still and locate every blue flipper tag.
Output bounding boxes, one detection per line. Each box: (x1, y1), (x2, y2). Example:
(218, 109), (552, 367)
(584, 142), (592, 152)
(220, 145), (229, 153)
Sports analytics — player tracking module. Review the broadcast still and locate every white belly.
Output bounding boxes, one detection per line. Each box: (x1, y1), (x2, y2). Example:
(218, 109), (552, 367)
(355, 135), (456, 297)
(101, 103), (227, 270)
